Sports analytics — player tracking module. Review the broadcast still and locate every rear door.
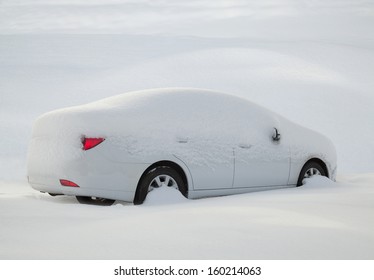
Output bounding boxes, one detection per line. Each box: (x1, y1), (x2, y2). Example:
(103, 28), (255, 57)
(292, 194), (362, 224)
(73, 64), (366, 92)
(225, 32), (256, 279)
(174, 138), (234, 190)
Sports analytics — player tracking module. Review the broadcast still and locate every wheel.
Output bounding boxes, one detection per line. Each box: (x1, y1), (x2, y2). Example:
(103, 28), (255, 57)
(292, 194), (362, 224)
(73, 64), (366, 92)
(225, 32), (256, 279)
(134, 166), (187, 205)
(76, 196), (115, 206)
(297, 161), (326, 186)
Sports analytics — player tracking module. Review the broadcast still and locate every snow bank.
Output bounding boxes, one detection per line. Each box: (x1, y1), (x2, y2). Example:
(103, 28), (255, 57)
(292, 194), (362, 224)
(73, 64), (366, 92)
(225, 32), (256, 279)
(1, 173), (373, 259)
(142, 185), (188, 206)
(1, 0), (373, 40)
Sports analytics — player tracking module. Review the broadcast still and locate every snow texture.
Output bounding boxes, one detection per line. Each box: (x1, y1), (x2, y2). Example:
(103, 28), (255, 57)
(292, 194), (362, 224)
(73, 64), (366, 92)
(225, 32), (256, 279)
(0, 0), (374, 259)
(29, 88), (324, 173)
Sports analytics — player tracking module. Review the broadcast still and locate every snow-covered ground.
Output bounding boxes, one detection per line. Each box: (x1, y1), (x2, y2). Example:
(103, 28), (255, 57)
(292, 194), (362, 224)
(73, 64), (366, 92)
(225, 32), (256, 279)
(1, 0), (374, 259)
(1, 175), (374, 259)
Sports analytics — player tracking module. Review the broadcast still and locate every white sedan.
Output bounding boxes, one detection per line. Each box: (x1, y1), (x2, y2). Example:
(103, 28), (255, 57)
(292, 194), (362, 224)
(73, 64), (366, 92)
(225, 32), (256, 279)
(27, 88), (337, 205)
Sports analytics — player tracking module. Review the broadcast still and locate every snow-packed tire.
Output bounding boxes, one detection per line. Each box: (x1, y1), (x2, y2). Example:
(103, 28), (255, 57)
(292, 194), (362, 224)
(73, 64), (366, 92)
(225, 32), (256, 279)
(297, 161), (326, 186)
(76, 196), (115, 206)
(134, 166), (187, 205)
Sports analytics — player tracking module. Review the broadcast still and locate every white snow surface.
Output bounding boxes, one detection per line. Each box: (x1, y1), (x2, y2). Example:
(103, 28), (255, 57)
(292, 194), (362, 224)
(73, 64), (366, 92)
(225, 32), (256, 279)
(1, 0), (374, 259)
(1, 175), (373, 259)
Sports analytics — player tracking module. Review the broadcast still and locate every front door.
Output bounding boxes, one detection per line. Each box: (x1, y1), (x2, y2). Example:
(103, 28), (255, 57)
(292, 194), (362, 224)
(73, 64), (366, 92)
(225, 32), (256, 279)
(234, 137), (290, 188)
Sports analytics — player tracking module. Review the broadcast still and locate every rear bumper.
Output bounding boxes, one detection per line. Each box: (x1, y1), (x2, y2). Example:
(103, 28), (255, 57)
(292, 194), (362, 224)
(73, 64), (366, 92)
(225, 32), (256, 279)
(29, 177), (63, 194)
(28, 161), (150, 202)
(29, 179), (136, 202)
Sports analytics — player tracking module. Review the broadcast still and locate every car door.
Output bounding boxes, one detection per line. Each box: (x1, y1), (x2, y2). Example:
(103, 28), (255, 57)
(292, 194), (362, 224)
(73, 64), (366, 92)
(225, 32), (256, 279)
(174, 138), (234, 190)
(233, 127), (290, 188)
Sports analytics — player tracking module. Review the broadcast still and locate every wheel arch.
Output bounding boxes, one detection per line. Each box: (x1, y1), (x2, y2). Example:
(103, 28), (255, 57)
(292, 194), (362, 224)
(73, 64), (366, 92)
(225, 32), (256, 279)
(134, 160), (189, 202)
(302, 158), (329, 178)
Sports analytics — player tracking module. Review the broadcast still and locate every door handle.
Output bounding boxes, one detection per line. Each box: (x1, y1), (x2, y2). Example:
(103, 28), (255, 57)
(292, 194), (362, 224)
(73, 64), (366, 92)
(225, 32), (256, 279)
(238, 144), (252, 149)
(176, 137), (189, 143)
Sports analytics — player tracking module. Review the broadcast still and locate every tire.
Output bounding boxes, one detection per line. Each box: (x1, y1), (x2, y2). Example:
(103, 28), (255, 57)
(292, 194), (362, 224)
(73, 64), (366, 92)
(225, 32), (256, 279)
(76, 196), (115, 206)
(297, 161), (326, 186)
(134, 166), (187, 205)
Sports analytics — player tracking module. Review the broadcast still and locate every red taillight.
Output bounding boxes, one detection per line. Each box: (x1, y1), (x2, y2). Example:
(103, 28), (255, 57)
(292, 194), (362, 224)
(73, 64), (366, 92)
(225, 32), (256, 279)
(82, 137), (105, 150)
(60, 179), (80, 188)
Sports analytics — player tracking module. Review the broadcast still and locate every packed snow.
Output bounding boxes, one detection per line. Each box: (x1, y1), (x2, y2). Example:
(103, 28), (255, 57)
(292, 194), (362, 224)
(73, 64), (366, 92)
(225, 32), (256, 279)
(1, 0), (374, 259)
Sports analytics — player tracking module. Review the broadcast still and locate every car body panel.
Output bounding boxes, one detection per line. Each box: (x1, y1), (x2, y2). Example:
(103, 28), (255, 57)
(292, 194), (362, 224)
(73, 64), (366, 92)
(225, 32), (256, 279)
(174, 144), (234, 190)
(233, 141), (291, 188)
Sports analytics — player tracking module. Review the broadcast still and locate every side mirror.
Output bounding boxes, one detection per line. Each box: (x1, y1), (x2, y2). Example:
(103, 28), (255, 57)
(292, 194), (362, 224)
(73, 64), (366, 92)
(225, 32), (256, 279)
(272, 127), (281, 141)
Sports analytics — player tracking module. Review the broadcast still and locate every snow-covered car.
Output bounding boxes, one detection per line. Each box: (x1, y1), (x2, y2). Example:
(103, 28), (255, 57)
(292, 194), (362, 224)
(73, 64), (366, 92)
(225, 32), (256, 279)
(27, 88), (337, 205)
